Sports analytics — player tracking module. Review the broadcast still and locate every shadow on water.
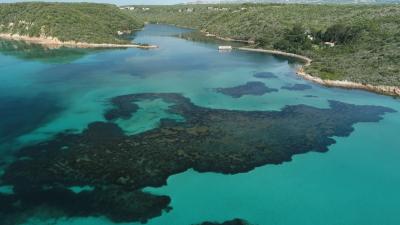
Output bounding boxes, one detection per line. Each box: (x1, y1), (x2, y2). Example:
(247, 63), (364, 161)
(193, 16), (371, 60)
(0, 94), (64, 149)
(0, 40), (102, 64)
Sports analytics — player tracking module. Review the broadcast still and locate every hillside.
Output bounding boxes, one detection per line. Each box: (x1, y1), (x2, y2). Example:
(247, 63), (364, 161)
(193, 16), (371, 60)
(0, 2), (143, 44)
(221, 0), (399, 3)
(134, 4), (400, 88)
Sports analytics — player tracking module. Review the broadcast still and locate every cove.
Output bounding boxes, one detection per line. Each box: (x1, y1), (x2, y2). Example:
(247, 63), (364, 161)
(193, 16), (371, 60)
(0, 24), (399, 225)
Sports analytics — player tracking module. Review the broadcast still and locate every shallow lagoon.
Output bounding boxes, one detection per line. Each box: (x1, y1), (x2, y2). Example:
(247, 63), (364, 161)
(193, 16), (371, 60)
(0, 25), (400, 225)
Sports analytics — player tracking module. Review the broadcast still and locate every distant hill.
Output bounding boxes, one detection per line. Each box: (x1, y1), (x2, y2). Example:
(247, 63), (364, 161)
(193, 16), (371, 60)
(0, 2), (144, 44)
(252, 0), (399, 3)
(186, 0), (399, 4)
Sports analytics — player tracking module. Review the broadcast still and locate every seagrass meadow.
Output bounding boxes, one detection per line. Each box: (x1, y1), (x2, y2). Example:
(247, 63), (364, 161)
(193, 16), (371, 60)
(0, 4), (400, 225)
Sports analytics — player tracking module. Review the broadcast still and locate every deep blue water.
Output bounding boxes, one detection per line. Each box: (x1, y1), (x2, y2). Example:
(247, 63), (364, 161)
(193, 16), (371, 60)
(0, 24), (400, 225)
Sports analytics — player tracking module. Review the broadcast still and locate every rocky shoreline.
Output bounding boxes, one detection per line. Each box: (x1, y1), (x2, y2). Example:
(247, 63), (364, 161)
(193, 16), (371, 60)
(235, 47), (400, 97)
(194, 29), (400, 97)
(101, 23), (399, 97)
(237, 47), (312, 65)
(0, 33), (158, 49)
(296, 67), (400, 97)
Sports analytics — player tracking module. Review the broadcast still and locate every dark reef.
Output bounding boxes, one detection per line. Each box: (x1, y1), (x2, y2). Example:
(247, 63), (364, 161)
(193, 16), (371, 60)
(0, 93), (395, 223)
(253, 72), (277, 79)
(0, 186), (170, 225)
(215, 81), (278, 98)
(194, 218), (251, 225)
(104, 95), (140, 121)
(281, 83), (313, 91)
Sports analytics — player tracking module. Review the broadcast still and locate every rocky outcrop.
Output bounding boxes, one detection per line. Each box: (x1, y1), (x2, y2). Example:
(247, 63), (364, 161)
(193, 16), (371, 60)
(215, 81), (278, 98)
(194, 218), (251, 225)
(217, 38), (400, 97)
(297, 68), (400, 97)
(0, 33), (158, 49)
(281, 83), (313, 91)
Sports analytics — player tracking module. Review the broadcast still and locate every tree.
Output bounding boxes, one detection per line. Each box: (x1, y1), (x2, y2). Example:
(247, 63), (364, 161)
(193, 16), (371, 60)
(323, 24), (362, 44)
(273, 24), (312, 53)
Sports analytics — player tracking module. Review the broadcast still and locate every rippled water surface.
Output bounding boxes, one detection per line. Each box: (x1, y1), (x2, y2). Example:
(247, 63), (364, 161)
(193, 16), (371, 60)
(0, 25), (399, 225)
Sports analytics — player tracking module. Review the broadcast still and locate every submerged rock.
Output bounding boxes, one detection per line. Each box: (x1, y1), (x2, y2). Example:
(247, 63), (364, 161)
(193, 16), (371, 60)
(253, 72), (277, 79)
(281, 83), (313, 91)
(194, 218), (251, 225)
(0, 186), (170, 224)
(304, 95), (318, 98)
(104, 96), (140, 120)
(215, 81), (278, 98)
(1, 92), (395, 223)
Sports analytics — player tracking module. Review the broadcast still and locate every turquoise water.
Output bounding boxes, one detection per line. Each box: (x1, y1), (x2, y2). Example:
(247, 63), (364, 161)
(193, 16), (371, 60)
(0, 25), (399, 225)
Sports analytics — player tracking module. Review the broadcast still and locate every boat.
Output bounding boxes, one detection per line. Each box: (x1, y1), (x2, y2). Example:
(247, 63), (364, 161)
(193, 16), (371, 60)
(218, 45), (232, 50)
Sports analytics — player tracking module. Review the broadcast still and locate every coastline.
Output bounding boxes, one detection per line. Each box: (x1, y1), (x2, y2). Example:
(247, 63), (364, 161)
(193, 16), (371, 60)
(235, 48), (400, 97)
(184, 27), (400, 97)
(202, 31), (254, 44)
(237, 47), (312, 65)
(296, 67), (400, 97)
(156, 23), (400, 97)
(2, 26), (399, 97)
(0, 33), (158, 49)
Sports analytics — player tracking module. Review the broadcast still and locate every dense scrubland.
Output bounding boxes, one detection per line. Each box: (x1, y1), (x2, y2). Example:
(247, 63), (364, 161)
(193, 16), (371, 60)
(0, 3), (143, 44)
(1, 3), (399, 87)
(133, 4), (400, 86)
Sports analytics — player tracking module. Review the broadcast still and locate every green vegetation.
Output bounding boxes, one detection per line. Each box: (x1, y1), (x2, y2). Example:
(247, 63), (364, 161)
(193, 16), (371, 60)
(134, 4), (400, 86)
(0, 2), (143, 44)
(273, 24), (313, 53)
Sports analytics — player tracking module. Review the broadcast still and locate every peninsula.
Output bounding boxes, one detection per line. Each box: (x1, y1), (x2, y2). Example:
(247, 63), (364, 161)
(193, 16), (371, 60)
(134, 4), (400, 96)
(0, 2), (156, 48)
(2, 3), (398, 95)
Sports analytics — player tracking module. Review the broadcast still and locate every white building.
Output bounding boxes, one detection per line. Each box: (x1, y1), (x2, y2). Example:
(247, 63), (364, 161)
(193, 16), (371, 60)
(120, 7), (135, 10)
(324, 42), (335, 47)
